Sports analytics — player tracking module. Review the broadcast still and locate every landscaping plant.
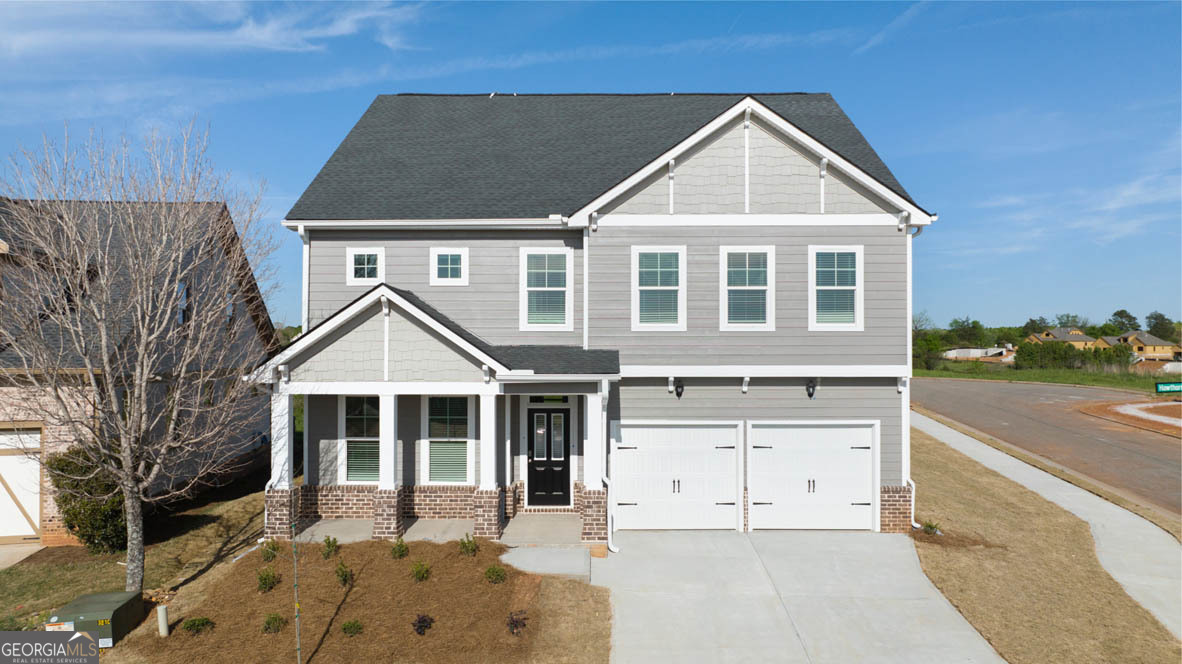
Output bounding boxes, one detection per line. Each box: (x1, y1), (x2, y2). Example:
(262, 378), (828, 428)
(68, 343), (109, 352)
(182, 617), (214, 635)
(458, 533), (478, 556)
(44, 449), (127, 554)
(321, 535), (339, 559)
(411, 561), (430, 582)
(257, 567), (279, 593)
(922, 520), (941, 535)
(341, 619), (363, 637)
(335, 560), (354, 587)
(412, 614), (434, 636)
(507, 611), (528, 636)
(262, 613), (286, 634)
(484, 564), (507, 584)
(261, 540), (279, 563)
(390, 538), (408, 559)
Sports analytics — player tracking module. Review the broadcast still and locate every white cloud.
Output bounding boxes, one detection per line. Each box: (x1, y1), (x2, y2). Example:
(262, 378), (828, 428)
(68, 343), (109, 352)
(853, 2), (929, 55)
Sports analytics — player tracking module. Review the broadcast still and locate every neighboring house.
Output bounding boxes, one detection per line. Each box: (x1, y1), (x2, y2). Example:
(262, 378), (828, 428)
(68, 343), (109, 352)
(1118, 332), (1180, 360)
(942, 346), (1012, 360)
(0, 200), (276, 546)
(1093, 335), (1123, 350)
(251, 93), (935, 546)
(1024, 327), (1095, 349)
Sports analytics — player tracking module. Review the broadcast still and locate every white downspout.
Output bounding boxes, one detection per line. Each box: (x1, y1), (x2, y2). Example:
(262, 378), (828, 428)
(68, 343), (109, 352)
(905, 217), (930, 529)
(600, 378), (618, 553)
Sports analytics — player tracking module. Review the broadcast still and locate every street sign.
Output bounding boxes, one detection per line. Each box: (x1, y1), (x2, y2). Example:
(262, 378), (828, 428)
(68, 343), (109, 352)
(1156, 382), (1182, 393)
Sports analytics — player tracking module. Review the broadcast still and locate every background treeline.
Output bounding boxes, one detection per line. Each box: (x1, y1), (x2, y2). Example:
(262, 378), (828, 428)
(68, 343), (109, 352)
(913, 309), (1180, 371)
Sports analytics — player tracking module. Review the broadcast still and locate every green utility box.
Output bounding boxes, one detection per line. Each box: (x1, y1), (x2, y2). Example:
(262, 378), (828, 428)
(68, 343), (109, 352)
(46, 590), (144, 649)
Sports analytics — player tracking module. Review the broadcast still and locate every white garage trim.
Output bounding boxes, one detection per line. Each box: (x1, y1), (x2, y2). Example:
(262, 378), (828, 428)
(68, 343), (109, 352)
(745, 420), (880, 532)
(612, 419), (743, 531)
(0, 428), (42, 544)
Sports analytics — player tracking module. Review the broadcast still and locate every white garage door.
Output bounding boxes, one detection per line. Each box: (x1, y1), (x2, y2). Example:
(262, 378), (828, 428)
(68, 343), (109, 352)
(748, 422), (875, 530)
(612, 422), (740, 530)
(0, 430), (42, 543)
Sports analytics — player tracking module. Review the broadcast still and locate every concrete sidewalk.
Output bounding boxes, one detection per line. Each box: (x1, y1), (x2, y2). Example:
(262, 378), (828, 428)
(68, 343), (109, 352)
(0, 543), (42, 570)
(914, 412), (1182, 638)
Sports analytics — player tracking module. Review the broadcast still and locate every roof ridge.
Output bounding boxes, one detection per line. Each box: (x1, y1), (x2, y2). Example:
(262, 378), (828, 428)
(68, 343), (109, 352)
(384, 92), (831, 98)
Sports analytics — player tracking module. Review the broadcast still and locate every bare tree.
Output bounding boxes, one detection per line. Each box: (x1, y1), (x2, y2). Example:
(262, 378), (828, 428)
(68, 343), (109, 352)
(0, 126), (275, 591)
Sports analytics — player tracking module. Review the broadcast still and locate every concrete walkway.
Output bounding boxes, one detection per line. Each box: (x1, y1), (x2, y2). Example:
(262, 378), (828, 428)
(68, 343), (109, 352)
(0, 543), (42, 570)
(590, 531), (1001, 664)
(914, 412), (1182, 638)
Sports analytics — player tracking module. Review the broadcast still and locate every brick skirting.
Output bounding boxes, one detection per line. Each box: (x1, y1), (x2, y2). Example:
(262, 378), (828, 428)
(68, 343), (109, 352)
(371, 488), (405, 540)
(880, 485), (913, 533)
(297, 484), (376, 524)
(473, 488), (505, 539)
(264, 488), (295, 540)
(576, 482), (607, 542)
(401, 484), (476, 519)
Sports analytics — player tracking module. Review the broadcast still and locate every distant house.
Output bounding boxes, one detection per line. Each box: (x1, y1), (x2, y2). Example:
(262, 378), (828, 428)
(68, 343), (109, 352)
(1093, 336), (1123, 350)
(1024, 327), (1095, 349)
(1118, 332), (1180, 360)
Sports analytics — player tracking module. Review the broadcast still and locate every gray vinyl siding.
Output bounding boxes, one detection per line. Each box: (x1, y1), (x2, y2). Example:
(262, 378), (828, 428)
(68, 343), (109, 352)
(307, 230), (583, 346)
(308, 395), (337, 485)
(589, 225), (906, 365)
(611, 377), (903, 485)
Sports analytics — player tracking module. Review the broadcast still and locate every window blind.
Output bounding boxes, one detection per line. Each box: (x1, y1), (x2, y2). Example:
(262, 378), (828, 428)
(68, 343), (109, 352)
(429, 440), (466, 483)
(346, 440), (379, 482)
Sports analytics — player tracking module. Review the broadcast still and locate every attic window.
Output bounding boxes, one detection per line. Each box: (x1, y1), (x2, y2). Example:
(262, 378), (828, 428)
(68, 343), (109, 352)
(346, 247), (384, 286)
(429, 247), (469, 286)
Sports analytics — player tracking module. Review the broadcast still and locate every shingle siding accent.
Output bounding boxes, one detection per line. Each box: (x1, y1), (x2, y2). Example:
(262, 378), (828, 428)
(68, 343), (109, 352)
(825, 169), (892, 214)
(604, 169), (668, 215)
(749, 120), (821, 214)
(674, 121), (746, 214)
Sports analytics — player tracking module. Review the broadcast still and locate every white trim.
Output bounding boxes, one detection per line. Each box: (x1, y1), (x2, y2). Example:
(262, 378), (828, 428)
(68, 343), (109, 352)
(619, 364), (908, 378)
(428, 247), (470, 287)
(743, 108), (751, 213)
(567, 96), (931, 226)
(249, 284), (510, 382)
(745, 419), (881, 532)
(284, 218), (564, 231)
(277, 381), (498, 396)
(336, 394), (381, 486)
(583, 228), (590, 349)
(496, 373), (620, 383)
(345, 247), (385, 287)
(519, 396), (579, 508)
(596, 213), (898, 227)
(299, 225), (309, 331)
(719, 245), (776, 332)
(630, 245), (687, 332)
(807, 245), (864, 332)
(420, 395), (477, 486)
(519, 246), (575, 332)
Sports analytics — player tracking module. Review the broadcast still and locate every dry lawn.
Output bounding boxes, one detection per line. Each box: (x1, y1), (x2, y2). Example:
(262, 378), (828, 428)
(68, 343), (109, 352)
(910, 428), (1180, 663)
(109, 538), (610, 664)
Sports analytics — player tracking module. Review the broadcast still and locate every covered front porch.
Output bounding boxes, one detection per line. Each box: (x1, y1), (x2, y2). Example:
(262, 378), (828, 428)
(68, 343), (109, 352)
(252, 284), (617, 546)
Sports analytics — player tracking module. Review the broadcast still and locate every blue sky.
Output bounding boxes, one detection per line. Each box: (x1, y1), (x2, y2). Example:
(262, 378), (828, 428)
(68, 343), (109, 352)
(1, 1), (1179, 329)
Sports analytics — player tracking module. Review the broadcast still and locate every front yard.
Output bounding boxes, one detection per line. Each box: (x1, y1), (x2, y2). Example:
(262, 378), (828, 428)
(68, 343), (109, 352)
(910, 428), (1180, 663)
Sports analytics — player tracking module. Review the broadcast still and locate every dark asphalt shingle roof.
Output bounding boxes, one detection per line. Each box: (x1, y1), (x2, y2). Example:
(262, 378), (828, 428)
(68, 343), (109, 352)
(287, 93), (921, 221)
(1125, 331), (1176, 347)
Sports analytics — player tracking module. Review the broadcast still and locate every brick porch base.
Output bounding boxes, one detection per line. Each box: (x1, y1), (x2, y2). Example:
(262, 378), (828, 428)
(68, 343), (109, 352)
(473, 488), (505, 539)
(880, 485), (913, 533)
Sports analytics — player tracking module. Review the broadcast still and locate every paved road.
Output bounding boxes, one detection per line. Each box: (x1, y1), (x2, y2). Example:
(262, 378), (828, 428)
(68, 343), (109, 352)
(590, 531), (1001, 663)
(912, 378), (1182, 516)
(915, 413), (1181, 638)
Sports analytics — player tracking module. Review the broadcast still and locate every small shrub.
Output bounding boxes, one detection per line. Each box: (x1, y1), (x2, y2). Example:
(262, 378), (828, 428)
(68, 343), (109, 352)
(458, 533), (478, 557)
(182, 617), (214, 635)
(507, 611), (528, 636)
(411, 561), (430, 582)
(342, 619), (363, 637)
(921, 520), (941, 535)
(261, 540), (279, 563)
(44, 448), (126, 554)
(335, 560), (354, 587)
(484, 565), (507, 585)
(411, 614), (434, 636)
(390, 538), (408, 559)
(257, 566), (279, 593)
(321, 535), (339, 559)
(262, 613), (286, 634)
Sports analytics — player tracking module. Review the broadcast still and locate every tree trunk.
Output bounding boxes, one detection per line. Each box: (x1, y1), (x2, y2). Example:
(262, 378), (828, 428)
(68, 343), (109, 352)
(123, 488), (145, 592)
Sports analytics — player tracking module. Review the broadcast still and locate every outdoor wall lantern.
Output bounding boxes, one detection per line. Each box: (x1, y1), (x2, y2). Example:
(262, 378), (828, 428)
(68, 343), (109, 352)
(805, 379), (817, 400)
(674, 380), (685, 399)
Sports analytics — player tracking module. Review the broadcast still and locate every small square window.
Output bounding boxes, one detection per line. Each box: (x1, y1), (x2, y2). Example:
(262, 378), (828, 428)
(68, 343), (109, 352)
(429, 248), (469, 286)
(346, 247), (384, 286)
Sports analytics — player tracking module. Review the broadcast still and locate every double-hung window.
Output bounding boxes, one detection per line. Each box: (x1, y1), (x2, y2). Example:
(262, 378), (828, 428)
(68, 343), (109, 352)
(422, 396), (473, 484)
(345, 247), (384, 286)
(719, 246), (775, 331)
(429, 247), (469, 286)
(519, 247), (573, 331)
(808, 245), (864, 331)
(339, 396), (380, 483)
(631, 245), (687, 331)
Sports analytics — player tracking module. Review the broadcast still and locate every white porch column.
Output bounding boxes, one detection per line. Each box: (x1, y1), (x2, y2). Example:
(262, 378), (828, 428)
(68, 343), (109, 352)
(479, 392), (497, 490)
(269, 391), (293, 489)
(584, 390), (604, 488)
(378, 394), (398, 490)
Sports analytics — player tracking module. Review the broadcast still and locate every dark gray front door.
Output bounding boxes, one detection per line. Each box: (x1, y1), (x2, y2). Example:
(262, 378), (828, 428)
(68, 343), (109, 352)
(527, 408), (570, 506)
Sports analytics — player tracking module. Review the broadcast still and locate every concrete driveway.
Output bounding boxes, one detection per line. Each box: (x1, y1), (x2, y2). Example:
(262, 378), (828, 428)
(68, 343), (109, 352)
(590, 531), (1001, 664)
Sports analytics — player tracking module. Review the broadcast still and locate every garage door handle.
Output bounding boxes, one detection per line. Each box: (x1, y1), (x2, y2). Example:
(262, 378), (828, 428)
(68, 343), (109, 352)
(617, 446), (637, 450)
(618, 502), (638, 506)
(752, 445), (772, 449)
(850, 446), (870, 450)
(752, 501), (773, 505)
(715, 445), (735, 449)
(715, 502), (735, 505)
(850, 502), (871, 506)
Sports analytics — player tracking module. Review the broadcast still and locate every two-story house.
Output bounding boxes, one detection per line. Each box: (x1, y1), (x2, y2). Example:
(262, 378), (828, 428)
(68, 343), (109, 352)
(252, 93), (935, 546)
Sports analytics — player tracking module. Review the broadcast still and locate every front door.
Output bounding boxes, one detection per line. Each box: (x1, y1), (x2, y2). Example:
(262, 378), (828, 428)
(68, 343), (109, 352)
(527, 408), (571, 506)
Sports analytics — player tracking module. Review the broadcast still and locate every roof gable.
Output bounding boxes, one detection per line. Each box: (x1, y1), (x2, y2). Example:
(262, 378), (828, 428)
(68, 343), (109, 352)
(286, 93), (922, 222)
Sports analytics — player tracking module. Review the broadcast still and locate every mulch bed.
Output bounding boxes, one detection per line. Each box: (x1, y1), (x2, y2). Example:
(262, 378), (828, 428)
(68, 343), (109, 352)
(115, 539), (549, 664)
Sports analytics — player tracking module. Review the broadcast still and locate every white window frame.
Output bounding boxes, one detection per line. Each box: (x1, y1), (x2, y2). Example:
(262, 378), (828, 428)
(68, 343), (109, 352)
(419, 395), (476, 486)
(336, 395), (380, 485)
(429, 247), (469, 287)
(518, 247), (574, 332)
(631, 245), (687, 332)
(345, 247), (385, 287)
(719, 245), (775, 332)
(807, 245), (864, 332)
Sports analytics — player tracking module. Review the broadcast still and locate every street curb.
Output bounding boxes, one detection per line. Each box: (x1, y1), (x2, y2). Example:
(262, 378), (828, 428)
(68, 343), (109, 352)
(1079, 407), (1181, 438)
(911, 375), (1153, 396)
